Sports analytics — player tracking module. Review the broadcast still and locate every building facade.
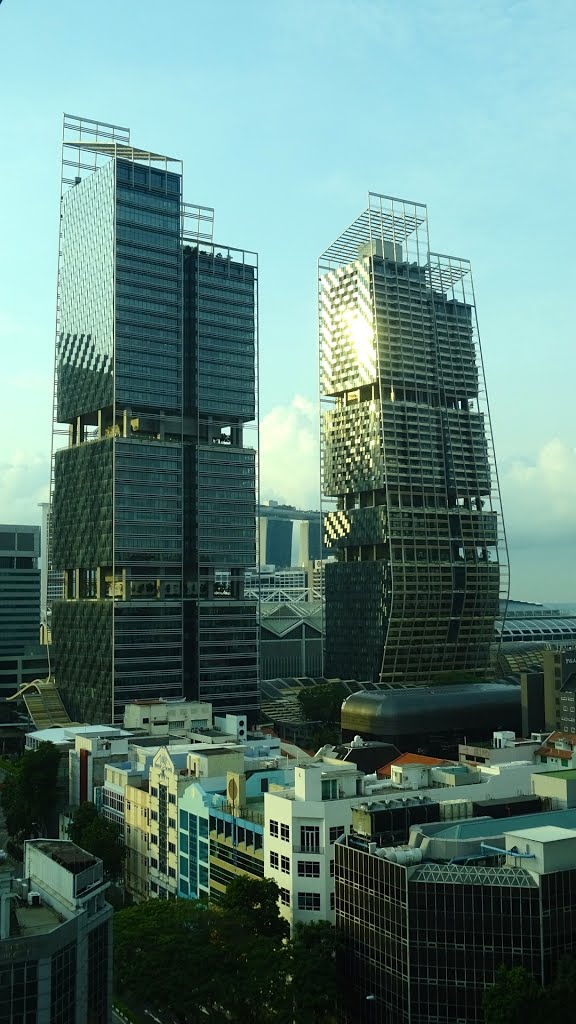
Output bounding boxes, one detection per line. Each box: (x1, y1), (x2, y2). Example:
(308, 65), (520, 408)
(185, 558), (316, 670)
(336, 812), (576, 1024)
(264, 762), (362, 929)
(50, 114), (258, 723)
(319, 193), (508, 685)
(0, 840), (112, 1024)
(0, 525), (41, 658)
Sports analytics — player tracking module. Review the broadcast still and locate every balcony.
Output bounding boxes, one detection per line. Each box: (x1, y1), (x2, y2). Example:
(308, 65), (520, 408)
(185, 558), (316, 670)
(293, 845), (324, 855)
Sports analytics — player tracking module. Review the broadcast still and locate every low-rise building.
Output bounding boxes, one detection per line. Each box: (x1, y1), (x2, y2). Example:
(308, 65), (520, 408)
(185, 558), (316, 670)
(264, 761), (362, 929)
(336, 808), (576, 1024)
(123, 698), (213, 737)
(68, 731), (131, 808)
(458, 730), (541, 767)
(535, 730), (576, 767)
(0, 840), (112, 1024)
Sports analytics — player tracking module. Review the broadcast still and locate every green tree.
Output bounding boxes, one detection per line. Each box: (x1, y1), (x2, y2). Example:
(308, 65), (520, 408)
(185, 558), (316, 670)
(114, 898), (289, 1023)
(0, 742), (60, 838)
(297, 680), (348, 727)
(483, 965), (544, 1024)
(547, 956), (576, 1009)
(290, 920), (339, 1023)
(220, 875), (289, 942)
(69, 801), (125, 880)
(68, 800), (99, 843)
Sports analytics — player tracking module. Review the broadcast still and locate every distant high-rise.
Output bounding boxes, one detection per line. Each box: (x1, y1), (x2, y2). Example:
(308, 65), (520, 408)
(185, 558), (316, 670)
(0, 524), (40, 656)
(320, 193), (508, 686)
(50, 114), (258, 723)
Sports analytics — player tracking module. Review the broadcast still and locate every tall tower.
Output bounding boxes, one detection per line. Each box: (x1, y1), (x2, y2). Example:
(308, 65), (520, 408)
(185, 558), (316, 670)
(50, 115), (259, 722)
(0, 525), (41, 656)
(319, 193), (508, 686)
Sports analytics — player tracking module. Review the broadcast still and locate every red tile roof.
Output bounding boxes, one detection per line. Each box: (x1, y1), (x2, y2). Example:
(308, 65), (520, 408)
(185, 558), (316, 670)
(535, 731), (576, 761)
(377, 752), (452, 779)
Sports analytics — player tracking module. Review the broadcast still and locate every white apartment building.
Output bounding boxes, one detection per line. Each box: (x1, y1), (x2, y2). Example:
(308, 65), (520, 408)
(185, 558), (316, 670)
(264, 761), (362, 929)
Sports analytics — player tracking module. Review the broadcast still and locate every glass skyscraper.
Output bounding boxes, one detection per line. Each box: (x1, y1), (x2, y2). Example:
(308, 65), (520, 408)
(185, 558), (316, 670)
(0, 525), (41, 656)
(319, 193), (508, 686)
(50, 115), (258, 722)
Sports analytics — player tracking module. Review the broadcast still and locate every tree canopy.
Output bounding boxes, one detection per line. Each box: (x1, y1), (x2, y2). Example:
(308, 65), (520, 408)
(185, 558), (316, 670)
(291, 919), (339, 1023)
(69, 801), (125, 880)
(297, 680), (348, 727)
(114, 879), (337, 1024)
(0, 741), (60, 838)
(483, 965), (544, 1023)
(219, 874), (289, 941)
(114, 896), (288, 1024)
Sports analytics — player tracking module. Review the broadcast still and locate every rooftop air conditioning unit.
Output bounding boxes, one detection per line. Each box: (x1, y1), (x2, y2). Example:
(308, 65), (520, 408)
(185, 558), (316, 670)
(27, 892), (41, 907)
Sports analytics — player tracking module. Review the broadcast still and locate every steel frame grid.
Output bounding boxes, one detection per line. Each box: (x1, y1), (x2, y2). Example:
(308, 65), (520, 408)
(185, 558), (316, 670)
(318, 191), (508, 688)
(426, 251), (510, 667)
(185, 238), (260, 714)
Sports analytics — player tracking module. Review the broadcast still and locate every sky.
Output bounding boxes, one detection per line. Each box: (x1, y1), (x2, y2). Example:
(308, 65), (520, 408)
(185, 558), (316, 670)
(0, 0), (575, 602)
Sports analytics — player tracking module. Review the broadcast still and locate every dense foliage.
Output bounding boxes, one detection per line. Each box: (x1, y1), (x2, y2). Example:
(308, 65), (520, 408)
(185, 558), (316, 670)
(484, 958), (576, 1022)
(297, 680), (348, 726)
(114, 877), (338, 1024)
(69, 801), (125, 880)
(0, 741), (60, 838)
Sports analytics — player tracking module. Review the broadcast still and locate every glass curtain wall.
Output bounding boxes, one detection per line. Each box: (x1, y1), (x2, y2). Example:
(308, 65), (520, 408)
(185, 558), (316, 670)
(319, 193), (508, 687)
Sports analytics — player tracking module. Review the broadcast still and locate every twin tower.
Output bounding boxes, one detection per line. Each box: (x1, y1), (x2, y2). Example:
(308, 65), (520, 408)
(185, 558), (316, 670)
(49, 118), (507, 723)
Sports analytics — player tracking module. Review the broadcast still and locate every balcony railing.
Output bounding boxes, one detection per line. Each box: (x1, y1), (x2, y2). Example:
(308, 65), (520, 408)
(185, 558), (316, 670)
(293, 845), (324, 855)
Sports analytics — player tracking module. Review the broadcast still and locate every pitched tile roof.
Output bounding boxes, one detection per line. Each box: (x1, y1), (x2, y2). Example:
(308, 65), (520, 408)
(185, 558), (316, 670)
(377, 752), (452, 779)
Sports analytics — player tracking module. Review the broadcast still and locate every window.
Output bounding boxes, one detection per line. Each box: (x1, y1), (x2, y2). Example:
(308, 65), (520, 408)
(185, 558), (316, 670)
(280, 888), (290, 906)
(169, 793), (176, 805)
(150, 881), (158, 893)
(330, 860), (335, 877)
(280, 823), (290, 842)
(151, 810), (158, 821)
(281, 855), (290, 874)
(321, 779), (338, 800)
(151, 834), (158, 845)
(261, 778), (269, 793)
(270, 851), (279, 869)
(330, 893), (335, 911)
(168, 818), (176, 829)
(329, 826), (345, 844)
(298, 861), (320, 878)
(297, 892), (321, 911)
(168, 842), (176, 854)
(300, 825), (320, 852)
(269, 819), (279, 837)
(168, 867), (176, 879)
(150, 857), (158, 869)
(151, 786), (158, 797)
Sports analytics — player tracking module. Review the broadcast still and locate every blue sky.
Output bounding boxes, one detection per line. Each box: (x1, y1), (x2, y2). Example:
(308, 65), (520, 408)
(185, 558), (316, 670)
(0, 0), (575, 601)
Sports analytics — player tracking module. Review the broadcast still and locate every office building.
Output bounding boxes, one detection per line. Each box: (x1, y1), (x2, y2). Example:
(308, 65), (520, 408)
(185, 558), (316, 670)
(50, 114), (258, 724)
(0, 525), (41, 657)
(0, 651), (49, 702)
(258, 503), (324, 569)
(319, 193), (508, 685)
(336, 809), (576, 1024)
(0, 839), (112, 1024)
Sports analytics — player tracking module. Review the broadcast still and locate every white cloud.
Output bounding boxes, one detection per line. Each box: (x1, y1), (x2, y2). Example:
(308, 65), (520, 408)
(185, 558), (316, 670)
(500, 439), (576, 548)
(259, 396), (320, 510)
(0, 450), (50, 526)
